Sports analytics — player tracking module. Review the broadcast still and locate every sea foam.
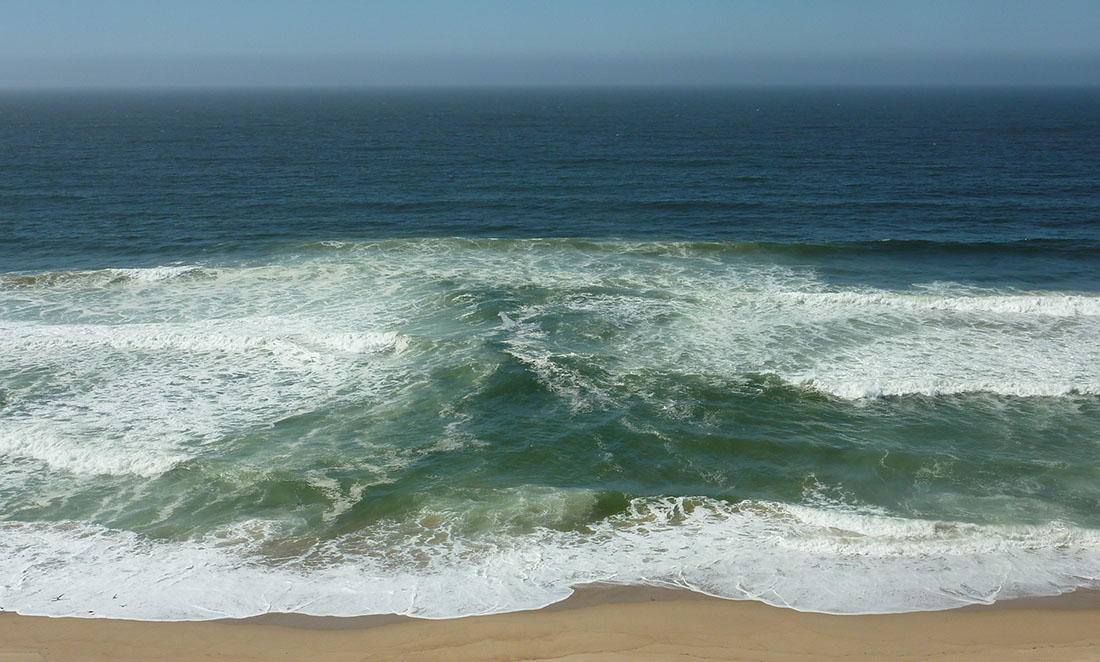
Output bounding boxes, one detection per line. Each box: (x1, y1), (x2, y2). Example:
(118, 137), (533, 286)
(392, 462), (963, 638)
(0, 316), (410, 477)
(1, 495), (1098, 620)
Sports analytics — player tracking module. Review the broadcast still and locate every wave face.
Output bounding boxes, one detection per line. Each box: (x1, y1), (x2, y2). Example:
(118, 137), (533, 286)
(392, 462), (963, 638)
(2, 237), (1100, 619)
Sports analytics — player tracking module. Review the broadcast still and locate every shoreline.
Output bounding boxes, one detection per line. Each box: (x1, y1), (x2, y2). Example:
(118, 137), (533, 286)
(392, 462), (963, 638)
(228, 583), (1100, 631)
(4, 587), (1100, 661)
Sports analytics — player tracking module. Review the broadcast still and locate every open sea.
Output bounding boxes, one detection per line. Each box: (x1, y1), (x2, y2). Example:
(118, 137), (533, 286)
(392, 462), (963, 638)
(1, 88), (1099, 619)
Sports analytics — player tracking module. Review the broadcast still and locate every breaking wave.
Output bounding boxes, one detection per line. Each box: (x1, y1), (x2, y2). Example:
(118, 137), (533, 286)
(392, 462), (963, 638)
(2, 495), (1098, 620)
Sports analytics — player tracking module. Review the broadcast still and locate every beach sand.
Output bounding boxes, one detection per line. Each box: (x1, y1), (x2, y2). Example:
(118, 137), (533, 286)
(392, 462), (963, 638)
(2, 586), (1099, 661)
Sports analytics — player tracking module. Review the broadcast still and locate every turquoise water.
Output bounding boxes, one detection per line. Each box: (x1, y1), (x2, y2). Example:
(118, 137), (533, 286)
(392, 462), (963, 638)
(1, 90), (1099, 618)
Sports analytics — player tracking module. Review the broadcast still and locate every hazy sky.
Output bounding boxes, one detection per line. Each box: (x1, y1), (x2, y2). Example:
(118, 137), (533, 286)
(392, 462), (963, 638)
(3, 0), (1099, 87)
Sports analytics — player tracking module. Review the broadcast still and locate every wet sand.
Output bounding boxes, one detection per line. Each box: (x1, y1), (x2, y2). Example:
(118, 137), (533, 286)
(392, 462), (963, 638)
(2, 586), (1099, 661)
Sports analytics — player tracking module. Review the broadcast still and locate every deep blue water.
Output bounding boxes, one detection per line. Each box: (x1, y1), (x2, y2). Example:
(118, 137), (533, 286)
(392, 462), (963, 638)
(3, 88), (1099, 279)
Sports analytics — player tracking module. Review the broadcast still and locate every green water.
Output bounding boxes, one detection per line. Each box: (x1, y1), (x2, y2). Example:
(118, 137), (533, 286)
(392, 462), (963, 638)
(3, 238), (1100, 618)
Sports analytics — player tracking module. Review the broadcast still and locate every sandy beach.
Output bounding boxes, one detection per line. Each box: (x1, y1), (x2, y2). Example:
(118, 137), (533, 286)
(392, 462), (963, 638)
(2, 587), (1099, 661)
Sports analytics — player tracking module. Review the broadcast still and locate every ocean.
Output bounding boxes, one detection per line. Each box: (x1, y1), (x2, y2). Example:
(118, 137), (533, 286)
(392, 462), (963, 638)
(1, 88), (1099, 619)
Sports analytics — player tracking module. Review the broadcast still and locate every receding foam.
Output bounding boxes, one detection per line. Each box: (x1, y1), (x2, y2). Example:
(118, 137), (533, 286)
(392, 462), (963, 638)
(1, 497), (1098, 620)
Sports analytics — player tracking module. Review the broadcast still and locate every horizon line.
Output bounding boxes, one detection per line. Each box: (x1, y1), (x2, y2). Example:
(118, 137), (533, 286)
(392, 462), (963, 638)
(4, 82), (1100, 92)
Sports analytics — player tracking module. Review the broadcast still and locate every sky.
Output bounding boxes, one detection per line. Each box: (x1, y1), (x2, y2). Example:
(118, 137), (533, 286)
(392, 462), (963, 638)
(2, 0), (1099, 87)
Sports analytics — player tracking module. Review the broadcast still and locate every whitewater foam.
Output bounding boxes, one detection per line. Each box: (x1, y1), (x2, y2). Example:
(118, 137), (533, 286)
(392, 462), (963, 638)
(0, 316), (411, 477)
(1, 496), (1098, 620)
(769, 291), (1100, 317)
(1, 265), (211, 290)
(630, 283), (1100, 400)
(504, 283), (1100, 402)
(0, 424), (188, 478)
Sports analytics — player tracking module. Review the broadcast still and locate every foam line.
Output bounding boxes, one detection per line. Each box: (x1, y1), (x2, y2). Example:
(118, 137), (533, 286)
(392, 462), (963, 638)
(1, 496), (1098, 620)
